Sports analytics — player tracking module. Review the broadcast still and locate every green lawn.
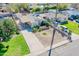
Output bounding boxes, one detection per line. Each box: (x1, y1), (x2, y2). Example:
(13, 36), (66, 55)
(63, 21), (79, 34)
(2, 34), (30, 56)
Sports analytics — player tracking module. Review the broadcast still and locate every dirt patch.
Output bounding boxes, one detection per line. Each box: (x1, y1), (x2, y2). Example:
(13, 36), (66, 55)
(34, 28), (68, 47)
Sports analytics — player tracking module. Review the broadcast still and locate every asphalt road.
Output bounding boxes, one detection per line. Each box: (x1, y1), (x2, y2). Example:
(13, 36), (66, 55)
(39, 39), (79, 56)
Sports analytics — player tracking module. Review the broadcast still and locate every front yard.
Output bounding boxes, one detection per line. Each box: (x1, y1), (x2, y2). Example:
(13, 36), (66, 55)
(63, 21), (79, 34)
(34, 28), (67, 47)
(2, 34), (30, 56)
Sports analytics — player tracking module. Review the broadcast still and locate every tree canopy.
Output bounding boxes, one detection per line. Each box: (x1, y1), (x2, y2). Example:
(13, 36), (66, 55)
(0, 19), (18, 41)
(57, 4), (68, 10)
(7, 4), (29, 13)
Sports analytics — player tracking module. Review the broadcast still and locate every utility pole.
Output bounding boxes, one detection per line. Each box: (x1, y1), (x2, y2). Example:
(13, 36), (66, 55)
(48, 3), (72, 56)
(48, 3), (58, 56)
(48, 28), (56, 56)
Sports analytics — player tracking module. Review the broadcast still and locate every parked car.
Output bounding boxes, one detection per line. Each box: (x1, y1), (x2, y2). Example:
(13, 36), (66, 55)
(68, 15), (79, 21)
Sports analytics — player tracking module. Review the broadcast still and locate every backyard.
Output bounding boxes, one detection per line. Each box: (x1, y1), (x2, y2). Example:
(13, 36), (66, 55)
(1, 34), (30, 56)
(63, 21), (79, 34)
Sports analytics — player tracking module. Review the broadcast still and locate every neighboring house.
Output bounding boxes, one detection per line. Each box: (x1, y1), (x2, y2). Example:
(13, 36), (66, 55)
(15, 13), (45, 27)
(39, 13), (54, 19)
(65, 10), (79, 16)
(71, 4), (79, 10)
(25, 14), (45, 27)
(0, 3), (9, 12)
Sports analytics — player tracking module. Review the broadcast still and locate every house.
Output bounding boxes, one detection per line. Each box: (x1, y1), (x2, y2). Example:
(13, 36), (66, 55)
(25, 14), (45, 27)
(39, 13), (54, 20)
(0, 3), (9, 12)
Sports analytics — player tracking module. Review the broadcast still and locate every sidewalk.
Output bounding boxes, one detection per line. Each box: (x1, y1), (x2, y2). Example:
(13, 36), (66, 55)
(21, 30), (44, 53)
(39, 36), (79, 56)
(39, 33), (79, 56)
(28, 33), (79, 56)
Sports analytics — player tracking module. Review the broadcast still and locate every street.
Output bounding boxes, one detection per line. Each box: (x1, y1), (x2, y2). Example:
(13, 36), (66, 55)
(39, 39), (79, 56)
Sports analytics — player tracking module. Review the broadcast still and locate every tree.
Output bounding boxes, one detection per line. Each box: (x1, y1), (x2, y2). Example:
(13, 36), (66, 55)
(18, 3), (29, 13)
(49, 6), (56, 9)
(7, 4), (20, 13)
(0, 21), (4, 38)
(43, 6), (49, 12)
(3, 19), (17, 34)
(42, 4), (49, 12)
(0, 19), (18, 41)
(31, 7), (41, 13)
(57, 4), (68, 10)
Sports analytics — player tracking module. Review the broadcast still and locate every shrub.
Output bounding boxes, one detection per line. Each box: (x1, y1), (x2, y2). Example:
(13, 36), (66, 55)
(32, 25), (40, 32)
(42, 32), (47, 35)
(38, 28), (42, 32)
(41, 20), (51, 27)
(32, 28), (38, 32)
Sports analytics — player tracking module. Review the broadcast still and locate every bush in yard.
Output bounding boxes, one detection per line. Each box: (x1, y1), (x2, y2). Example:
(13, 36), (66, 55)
(42, 32), (47, 35)
(41, 20), (51, 27)
(38, 28), (42, 32)
(32, 25), (40, 32)
(32, 28), (38, 32)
